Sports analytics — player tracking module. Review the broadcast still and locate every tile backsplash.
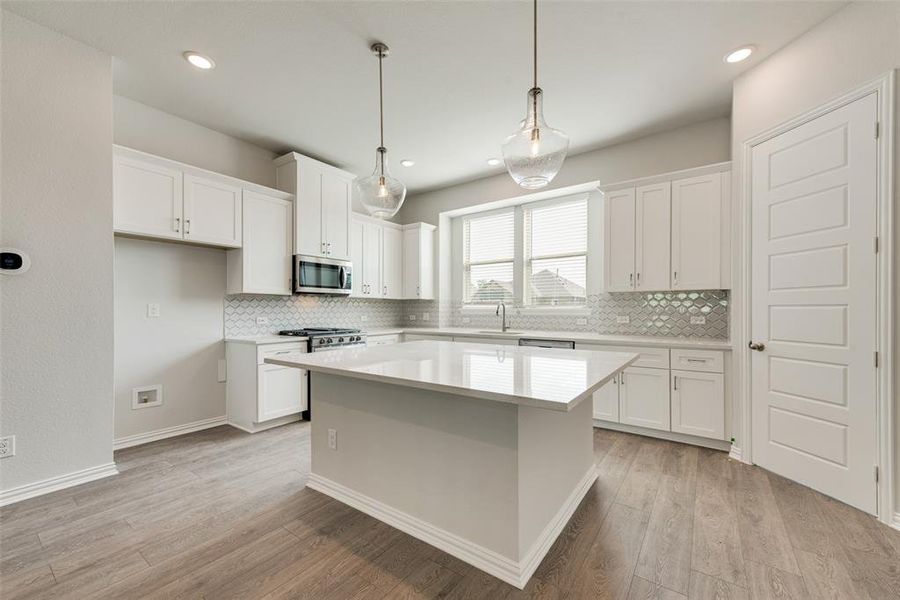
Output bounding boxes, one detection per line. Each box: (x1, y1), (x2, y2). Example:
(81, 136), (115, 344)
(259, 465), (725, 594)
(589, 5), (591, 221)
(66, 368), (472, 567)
(224, 290), (728, 339)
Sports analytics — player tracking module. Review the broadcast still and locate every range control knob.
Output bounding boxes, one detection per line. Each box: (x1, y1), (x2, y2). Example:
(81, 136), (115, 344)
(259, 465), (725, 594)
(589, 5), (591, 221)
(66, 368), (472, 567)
(317, 338), (326, 345)
(338, 337), (344, 343)
(326, 338), (333, 344)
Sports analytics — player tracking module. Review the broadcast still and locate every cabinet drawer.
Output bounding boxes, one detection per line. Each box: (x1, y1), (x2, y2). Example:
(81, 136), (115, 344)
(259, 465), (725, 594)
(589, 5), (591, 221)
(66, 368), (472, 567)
(579, 344), (669, 369)
(670, 349), (723, 373)
(368, 334), (401, 346)
(257, 342), (306, 364)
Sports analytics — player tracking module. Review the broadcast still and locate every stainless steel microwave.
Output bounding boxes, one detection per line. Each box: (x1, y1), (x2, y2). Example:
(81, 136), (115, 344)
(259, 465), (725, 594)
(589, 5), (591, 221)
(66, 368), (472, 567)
(293, 255), (352, 295)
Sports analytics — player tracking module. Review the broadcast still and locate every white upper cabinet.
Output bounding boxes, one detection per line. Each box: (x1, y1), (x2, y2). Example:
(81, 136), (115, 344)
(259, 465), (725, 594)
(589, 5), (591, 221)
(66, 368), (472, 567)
(113, 146), (287, 250)
(183, 174), (242, 248)
(275, 152), (353, 261)
(671, 173), (722, 290)
(227, 190), (293, 296)
(114, 153), (184, 240)
(603, 189), (636, 292)
(381, 226), (403, 299)
(403, 223), (435, 300)
(351, 215), (403, 299)
(602, 164), (729, 292)
(635, 182), (671, 291)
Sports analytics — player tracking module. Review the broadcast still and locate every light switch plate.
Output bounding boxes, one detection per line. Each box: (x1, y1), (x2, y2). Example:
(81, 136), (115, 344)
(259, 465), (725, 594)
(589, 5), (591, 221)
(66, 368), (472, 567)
(616, 315), (630, 324)
(408, 315), (416, 321)
(690, 315), (707, 325)
(461, 317), (471, 324)
(327, 428), (337, 450)
(360, 314), (368, 322)
(575, 317), (588, 326)
(0, 436), (15, 459)
(147, 303), (160, 318)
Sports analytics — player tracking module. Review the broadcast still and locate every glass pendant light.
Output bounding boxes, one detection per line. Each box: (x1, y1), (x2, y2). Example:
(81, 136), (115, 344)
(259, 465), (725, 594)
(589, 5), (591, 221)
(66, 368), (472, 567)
(355, 42), (406, 219)
(501, 0), (569, 189)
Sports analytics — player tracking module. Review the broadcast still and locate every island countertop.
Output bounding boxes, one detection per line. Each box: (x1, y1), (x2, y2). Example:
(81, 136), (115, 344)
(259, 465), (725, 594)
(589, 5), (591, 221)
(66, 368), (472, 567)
(265, 340), (637, 411)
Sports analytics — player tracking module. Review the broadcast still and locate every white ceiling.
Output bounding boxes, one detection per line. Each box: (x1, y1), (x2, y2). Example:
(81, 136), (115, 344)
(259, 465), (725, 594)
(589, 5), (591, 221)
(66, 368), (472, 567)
(6, 1), (845, 193)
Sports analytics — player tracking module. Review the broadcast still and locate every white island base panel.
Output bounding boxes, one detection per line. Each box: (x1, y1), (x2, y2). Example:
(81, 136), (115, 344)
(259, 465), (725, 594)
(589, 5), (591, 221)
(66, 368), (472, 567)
(306, 373), (597, 589)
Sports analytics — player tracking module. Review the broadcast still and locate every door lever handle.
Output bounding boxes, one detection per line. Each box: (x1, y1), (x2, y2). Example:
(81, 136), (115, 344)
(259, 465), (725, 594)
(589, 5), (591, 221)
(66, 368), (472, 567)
(748, 341), (766, 352)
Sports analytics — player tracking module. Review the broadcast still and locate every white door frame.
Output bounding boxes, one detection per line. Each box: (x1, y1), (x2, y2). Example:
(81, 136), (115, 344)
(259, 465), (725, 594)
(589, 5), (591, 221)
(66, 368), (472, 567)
(737, 71), (895, 526)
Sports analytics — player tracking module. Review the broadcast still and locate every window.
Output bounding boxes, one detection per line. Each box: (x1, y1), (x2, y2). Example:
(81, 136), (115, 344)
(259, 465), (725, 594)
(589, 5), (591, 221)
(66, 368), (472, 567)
(460, 194), (588, 308)
(463, 209), (515, 304)
(524, 197), (587, 306)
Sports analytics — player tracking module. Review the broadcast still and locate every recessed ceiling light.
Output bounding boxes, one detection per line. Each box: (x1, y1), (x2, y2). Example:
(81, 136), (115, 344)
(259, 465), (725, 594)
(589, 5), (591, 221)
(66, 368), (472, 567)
(724, 46), (755, 64)
(486, 158), (502, 166)
(400, 159), (415, 167)
(183, 51), (215, 70)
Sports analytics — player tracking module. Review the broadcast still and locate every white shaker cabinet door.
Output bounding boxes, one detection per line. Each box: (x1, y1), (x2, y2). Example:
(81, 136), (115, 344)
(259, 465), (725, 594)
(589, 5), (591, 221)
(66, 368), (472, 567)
(671, 370), (724, 440)
(183, 174), (242, 247)
(603, 188), (636, 292)
(239, 191), (292, 295)
(295, 160), (324, 256)
(363, 222), (382, 296)
(635, 182), (671, 291)
(322, 172), (352, 261)
(592, 375), (620, 422)
(382, 227), (403, 298)
(257, 364), (306, 422)
(671, 173), (722, 290)
(349, 219), (366, 297)
(619, 366), (670, 431)
(114, 155), (184, 240)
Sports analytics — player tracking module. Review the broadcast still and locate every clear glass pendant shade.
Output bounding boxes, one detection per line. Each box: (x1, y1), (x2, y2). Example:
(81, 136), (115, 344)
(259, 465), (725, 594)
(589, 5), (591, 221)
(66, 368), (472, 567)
(355, 147), (406, 219)
(501, 87), (569, 189)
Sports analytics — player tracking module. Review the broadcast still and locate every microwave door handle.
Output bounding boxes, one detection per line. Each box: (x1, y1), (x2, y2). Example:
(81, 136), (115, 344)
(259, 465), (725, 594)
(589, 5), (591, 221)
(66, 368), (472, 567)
(339, 267), (346, 289)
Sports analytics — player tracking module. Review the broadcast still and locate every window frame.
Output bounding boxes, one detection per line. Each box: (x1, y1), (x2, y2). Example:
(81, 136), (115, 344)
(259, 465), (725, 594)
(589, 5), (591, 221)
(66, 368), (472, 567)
(458, 193), (591, 315)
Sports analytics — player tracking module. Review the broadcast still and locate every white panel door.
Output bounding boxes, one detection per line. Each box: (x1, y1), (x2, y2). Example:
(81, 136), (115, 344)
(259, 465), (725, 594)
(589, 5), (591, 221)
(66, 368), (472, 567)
(671, 370), (724, 439)
(113, 155), (183, 240)
(619, 367), (670, 431)
(382, 226), (403, 298)
(295, 161), (324, 256)
(349, 219), (365, 297)
(241, 191), (292, 295)
(751, 93), (877, 514)
(635, 182), (671, 291)
(257, 364), (306, 422)
(592, 376), (620, 422)
(183, 174), (242, 247)
(604, 189), (636, 291)
(322, 173), (351, 260)
(363, 222), (382, 296)
(671, 173), (721, 289)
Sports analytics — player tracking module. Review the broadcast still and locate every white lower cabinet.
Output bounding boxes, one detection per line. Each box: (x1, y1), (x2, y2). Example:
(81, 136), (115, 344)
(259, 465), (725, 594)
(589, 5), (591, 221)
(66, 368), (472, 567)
(404, 333), (452, 342)
(671, 370), (724, 439)
(592, 376), (620, 422)
(619, 366), (671, 431)
(460, 337), (518, 345)
(367, 333), (401, 347)
(226, 341), (308, 433)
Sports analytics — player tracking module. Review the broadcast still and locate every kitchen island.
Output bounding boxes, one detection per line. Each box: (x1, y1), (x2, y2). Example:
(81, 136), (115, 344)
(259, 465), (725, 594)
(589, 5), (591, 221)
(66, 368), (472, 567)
(265, 340), (636, 588)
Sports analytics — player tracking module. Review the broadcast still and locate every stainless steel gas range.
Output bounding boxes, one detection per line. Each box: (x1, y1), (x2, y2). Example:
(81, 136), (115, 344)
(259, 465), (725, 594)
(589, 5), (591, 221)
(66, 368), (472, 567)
(277, 328), (366, 419)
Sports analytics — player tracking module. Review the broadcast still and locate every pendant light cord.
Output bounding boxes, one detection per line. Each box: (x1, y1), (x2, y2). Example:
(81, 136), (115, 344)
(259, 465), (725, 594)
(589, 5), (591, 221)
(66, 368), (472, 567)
(377, 47), (385, 178)
(533, 0), (538, 90)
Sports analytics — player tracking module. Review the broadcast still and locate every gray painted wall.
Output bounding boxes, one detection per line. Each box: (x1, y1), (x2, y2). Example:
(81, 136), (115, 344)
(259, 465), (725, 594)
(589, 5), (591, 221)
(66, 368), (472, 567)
(729, 1), (900, 517)
(1, 11), (115, 491)
(396, 117), (731, 225)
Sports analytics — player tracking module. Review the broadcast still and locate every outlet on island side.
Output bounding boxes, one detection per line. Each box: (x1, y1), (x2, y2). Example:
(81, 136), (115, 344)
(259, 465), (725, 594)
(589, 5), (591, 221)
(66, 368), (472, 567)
(616, 315), (630, 324)
(0, 435), (16, 459)
(327, 428), (337, 451)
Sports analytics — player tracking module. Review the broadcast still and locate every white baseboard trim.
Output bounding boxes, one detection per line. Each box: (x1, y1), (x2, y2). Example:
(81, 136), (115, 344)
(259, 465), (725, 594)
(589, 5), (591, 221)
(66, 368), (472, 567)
(114, 415), (227, 450)
(0, 462), (119, 507)
(891, 512), (900, 532)
(308, 467), (596, 589)
(516, 466), (598, 587)
(594, 420), (731, 452)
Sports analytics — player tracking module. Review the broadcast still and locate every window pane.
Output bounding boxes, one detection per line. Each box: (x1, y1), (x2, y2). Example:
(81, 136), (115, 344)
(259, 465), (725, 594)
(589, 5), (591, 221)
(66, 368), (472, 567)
(466, 262), (514, 304)
(528, 255), (586, 306)
(527, 198), (587, 258)
(465, 211), (514, 263)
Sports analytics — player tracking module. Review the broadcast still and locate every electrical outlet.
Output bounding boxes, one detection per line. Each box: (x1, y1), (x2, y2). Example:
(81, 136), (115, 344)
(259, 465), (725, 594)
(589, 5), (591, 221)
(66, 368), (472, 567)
(256, 316), (269, 326)
(360, 314), (368, 322)
(616, 315), (630, 324)
(327, 428), (337, 450)
(690, 315), (707, 325)
(147, 303), (160, 318)
(575, 317), (588, 326)
(461, 317), (471, 325)
(408, 314), (416, 321)
(0, 436), (16, 459)
(423, 313), (431, 321)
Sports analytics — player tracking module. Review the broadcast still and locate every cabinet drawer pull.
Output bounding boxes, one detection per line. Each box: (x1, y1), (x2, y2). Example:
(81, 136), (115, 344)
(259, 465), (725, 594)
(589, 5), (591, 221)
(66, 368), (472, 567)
(686, 358), (707, 363)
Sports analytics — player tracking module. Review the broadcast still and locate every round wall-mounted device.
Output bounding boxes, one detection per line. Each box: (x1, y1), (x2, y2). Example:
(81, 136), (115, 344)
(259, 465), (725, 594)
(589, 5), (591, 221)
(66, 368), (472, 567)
(0, 248), (31, 275)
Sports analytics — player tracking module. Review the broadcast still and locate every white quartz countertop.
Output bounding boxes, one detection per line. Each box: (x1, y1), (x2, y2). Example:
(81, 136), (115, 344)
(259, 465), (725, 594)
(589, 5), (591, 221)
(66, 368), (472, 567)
(265, 340), (637, 411)
(225, 336), (308, 345)
(402, 328), (732, 350)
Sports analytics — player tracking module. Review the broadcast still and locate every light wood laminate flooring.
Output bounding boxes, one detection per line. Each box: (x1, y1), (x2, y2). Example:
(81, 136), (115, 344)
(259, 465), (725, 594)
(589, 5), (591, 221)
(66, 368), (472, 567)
(2, 423), (898, 599)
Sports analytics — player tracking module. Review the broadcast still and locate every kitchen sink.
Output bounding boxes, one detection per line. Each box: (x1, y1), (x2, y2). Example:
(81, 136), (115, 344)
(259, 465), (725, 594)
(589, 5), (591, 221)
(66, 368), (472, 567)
(476, 330), (523, 335)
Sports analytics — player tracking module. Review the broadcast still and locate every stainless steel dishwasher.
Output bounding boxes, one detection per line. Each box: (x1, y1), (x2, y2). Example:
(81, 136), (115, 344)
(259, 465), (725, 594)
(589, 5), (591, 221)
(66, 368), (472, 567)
(518, 338), (575, 350)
